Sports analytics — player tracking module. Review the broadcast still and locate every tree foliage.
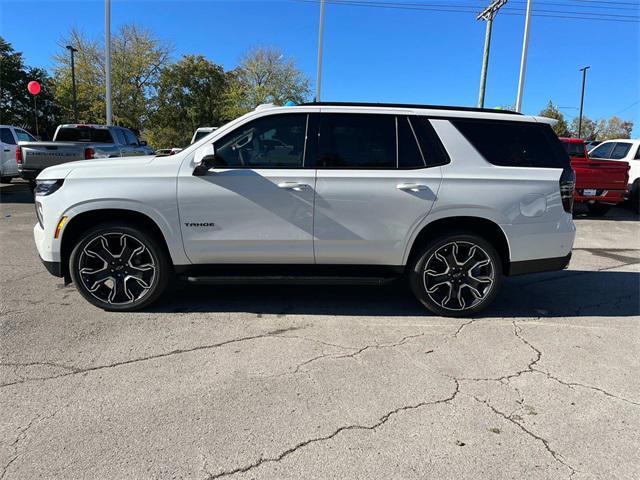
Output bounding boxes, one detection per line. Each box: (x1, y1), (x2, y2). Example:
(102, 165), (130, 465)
(539, 101), (569, 136)
(569, 115), (634, 140)
(52, 25), (171, 131)
(147, 55), (228, 148)
(222, 47), (310, 119)
(0, 37), (60, 139)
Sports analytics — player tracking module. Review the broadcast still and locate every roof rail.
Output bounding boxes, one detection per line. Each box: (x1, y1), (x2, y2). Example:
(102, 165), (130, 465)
(300, 101), (522, 115)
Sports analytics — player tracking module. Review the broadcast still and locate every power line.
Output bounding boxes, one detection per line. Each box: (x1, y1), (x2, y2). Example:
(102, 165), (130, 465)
(296, 0), (640, 22)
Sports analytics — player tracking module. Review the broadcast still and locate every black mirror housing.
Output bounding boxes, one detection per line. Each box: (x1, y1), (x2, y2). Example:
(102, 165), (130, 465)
(193, 154), (221, 176)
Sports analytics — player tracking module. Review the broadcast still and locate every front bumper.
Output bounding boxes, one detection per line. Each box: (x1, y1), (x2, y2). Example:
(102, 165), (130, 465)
(40, 256), (63, 277)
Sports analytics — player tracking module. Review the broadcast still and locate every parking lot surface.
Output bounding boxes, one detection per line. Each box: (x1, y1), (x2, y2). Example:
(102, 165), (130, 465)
(1, 181), (639, 479)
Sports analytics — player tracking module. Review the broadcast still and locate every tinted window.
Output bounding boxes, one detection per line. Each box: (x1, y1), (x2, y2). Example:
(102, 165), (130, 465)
(562, 141), (586, 157)
(56, 127), (113, 143)
(124, 129), (139, 146)
(193, 131), (210, 143)
(397, 117), (425, 168)
(319, 114), (395, 169)
(410, 117), (450, 167)
(15, 130), (35, 142)
(114, 129), (127, 145)
(635, 146), (640, 160)
(0, 128), (15, 145)
(214, 114), (307, 168)
(610, 142), (632, 160)
(590, 143), (614, 159)
(453, 120), (569, 169)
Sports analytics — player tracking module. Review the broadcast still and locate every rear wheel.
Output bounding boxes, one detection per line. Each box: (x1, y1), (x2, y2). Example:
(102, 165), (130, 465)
(409, 232), (503, 317)
(69, 223), (170, 311)
(587, 203), (610, 216)
(632, 180), (640, 214)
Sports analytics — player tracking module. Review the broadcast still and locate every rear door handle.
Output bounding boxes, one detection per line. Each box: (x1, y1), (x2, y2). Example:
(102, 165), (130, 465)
(397, 183), (429, 192)
(3, 149), (10, 152)
(277, 181), (309, 191)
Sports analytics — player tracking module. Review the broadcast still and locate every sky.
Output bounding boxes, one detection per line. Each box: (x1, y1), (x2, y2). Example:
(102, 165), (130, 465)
(1, 0), (639, 134)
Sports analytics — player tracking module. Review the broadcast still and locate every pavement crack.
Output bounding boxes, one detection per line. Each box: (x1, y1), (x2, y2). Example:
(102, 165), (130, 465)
(0, 361), (81, 373)
(472, 396), (577, 479)
(205, 377), (459, 479)
(0, 329), (303, 389)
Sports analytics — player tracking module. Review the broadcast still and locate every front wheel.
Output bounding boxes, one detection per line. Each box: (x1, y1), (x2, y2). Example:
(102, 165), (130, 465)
(69, 223), (170, 311)
(409, 233), (503, 317)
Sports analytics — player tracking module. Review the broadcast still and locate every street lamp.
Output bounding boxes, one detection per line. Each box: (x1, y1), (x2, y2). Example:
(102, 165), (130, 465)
(477, 0), (508, 108)
(578, 66), (590, 139)
(66, 45), (78, 123)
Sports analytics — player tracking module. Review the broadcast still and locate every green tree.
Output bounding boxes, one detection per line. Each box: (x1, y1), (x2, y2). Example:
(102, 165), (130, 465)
(0, 37), (60, 139)
(52, 25), (171, 131)
(222, 47), (310, 119)
(569, 116), (598, 140)
(147, 55), (227, 148)
(539, 101), (569, 136)
(596, 116), (634, 140)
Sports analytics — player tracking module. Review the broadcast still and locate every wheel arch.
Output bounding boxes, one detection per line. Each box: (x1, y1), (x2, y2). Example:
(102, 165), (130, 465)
(60, 208), (178, 282)
(404, 216), (511, 274)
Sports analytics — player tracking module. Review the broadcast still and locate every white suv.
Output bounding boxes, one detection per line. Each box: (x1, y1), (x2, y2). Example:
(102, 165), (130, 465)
(33, 103), (576, 317)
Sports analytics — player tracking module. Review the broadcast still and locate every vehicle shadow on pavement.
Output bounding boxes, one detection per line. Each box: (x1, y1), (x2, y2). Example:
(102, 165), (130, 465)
(0, 182), (33, 204)
(151, 270), (639, 318)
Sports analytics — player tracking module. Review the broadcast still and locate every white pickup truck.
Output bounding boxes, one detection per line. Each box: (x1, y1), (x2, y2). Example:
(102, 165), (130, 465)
(17, 124), (155, 184)
(1, 125), (37, 183)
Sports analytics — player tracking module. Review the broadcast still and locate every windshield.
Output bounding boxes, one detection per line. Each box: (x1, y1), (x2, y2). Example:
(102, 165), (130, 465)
(56, 127), (113, 143)
(562, 142), (586, 157)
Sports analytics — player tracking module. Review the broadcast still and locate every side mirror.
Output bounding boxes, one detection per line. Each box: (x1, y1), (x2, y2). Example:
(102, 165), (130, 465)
(139, 140), (148, 146)
(193, 143), (223, 176)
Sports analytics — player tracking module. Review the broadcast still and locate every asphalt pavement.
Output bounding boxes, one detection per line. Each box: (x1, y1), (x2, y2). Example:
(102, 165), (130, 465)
(1, 180), (639, 479)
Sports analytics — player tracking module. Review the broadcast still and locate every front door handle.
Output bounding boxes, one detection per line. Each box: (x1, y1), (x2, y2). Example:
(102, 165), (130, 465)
(397, 182), (429, 192)
(277, 181), (308, 191)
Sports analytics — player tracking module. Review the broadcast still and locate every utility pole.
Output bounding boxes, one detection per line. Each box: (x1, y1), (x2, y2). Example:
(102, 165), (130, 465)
(578, 66), (590, 139)
(105, 0), (113, 125)
(515, 0), (533, 112)
(66, 45), (78, 123)
(477, 0), (508, 108)
(315, 0), (326, 102)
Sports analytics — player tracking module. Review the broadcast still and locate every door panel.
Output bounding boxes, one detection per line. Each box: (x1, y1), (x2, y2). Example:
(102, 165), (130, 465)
(0, 128), (17, 176)
(314, 169), (440, 265)
(178, 112), (315, 264)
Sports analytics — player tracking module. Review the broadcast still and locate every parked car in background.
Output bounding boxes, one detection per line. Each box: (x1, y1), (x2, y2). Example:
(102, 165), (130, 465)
(559, 137), (629, 216)
(17, 124), (155, 185)
(0, 125), (37, 183)
(589, 139), (640, 212)
(32, 102), (575, 317)
(190, 127), (218, 144)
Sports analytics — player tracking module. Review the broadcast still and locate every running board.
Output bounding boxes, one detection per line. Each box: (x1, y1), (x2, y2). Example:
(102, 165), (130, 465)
(184, 275), (397, 286)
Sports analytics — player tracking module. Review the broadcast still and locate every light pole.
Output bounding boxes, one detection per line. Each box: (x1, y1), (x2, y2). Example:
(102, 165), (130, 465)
(515, 0), (533, 112)
(66, 45), (78, 123)
(315, 0), (326, 102)
(477, 0), (508, 108)
(105, 0), (112, 125)
(578, 66), (590, 139)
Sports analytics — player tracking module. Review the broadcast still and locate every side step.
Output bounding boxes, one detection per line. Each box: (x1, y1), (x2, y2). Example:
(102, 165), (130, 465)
(184, 276), (397, 286)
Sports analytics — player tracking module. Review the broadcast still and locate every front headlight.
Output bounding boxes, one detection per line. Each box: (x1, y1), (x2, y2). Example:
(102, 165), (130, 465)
(35, 179), (64, 196)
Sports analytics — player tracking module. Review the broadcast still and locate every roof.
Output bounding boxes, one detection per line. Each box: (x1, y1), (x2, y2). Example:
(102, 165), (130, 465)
(559, 137), (585, 143)
(301, 101), (522, 116)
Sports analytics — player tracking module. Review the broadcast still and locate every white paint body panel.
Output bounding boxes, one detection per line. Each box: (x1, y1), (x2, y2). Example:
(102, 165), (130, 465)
(34, 105), (575, 272)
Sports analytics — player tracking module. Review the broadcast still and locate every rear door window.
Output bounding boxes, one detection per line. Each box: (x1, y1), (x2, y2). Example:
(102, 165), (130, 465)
(452, 120), (569, 169)
(114, 129), (127, 145)
(397, 117), (425, 168)
(410, 117), (450, 167)
(15, 130), (35, 142)
(0, 128), (15, 145)
(589, 143), (614, 159)
(610, 142), (632, 160)
(318, 113), (396, 169)
(123, 129), (139, 146)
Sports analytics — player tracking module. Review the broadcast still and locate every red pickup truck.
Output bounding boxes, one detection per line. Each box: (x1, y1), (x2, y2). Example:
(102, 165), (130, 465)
(560, 137), (629, 216)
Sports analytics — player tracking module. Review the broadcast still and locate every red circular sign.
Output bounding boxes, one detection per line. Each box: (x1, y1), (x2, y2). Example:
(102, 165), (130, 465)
(27, 81), (41, 95)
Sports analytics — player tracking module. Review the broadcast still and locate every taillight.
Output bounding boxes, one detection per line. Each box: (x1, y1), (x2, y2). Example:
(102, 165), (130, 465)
(16, 147), (22, 164)
(84, 147), (95, 159)
(560, 167), (575, 214)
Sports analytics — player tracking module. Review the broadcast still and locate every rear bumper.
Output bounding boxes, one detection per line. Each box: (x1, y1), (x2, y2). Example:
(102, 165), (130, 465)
(574, 189), (627, 204)
(18, 168), (40, 180)
(509, 252), (572, 276)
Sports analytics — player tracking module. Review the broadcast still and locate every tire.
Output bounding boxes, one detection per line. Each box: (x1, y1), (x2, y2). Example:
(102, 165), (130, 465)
(0, 176), (12, 184)
(632, 180), (640, 214)
(586, 203), (610, 216)
(409, 232), (503, 317)
(69, 222), (170, 311)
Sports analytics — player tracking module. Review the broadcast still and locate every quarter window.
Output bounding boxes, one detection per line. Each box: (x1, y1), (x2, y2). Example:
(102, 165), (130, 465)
(397, 117), (426, 168)
(453, 120), (569, 169)
(214, 114), (308, 168)
(318, 114), (396, 169)
(1, 128), (15, 145)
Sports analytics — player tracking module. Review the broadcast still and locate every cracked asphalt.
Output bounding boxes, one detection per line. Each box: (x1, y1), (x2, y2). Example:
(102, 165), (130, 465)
(1, 181), (639, 479)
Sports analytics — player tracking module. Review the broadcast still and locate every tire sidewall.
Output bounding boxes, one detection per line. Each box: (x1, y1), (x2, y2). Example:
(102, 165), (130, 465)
(409, 232), (504, 317)
(69, 223), (169, 311)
